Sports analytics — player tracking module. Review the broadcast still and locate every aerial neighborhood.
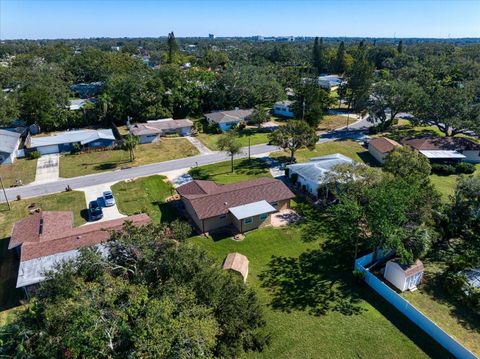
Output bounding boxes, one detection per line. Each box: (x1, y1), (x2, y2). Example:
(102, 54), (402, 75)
(0, 1), (479, 358)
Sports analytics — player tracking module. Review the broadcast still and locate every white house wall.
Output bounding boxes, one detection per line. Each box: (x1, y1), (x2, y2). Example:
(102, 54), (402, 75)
(368, 145), (387, 165)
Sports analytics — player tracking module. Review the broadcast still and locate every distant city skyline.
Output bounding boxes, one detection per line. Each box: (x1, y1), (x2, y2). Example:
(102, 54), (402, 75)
(1, 0), (479, 40)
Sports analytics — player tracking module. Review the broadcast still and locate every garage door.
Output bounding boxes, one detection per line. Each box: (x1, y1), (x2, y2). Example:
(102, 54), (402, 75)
(37, 145), (59, 155)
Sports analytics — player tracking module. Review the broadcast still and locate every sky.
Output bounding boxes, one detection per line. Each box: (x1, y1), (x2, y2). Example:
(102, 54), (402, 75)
(1, 0), (479, 40)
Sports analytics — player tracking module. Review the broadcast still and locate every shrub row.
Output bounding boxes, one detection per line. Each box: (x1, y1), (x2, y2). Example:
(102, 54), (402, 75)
(431, 162), (476, 175)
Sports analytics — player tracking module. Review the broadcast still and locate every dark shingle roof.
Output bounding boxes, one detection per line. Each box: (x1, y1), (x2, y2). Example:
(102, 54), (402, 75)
(402, 137), (480, 151)
(0, 129), (21, 154)
(177, 178), (295, 219)
(129, 119), (193, 136)
(205, 109), (253, 124)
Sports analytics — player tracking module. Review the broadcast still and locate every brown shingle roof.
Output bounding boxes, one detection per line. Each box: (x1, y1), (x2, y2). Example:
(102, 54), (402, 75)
(402, 137), (480, 151)
(9, 211), (151, 262)
(391, 258), (424, 276)
(129, 119), (193, 136)
(177, 178), (295, 220)
(205, 109), (253, 124)
(369, 137), (401, 154)
(223, 252), (249, 281)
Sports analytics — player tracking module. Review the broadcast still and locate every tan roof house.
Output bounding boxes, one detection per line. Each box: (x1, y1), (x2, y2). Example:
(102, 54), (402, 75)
(223, 252), (249, 282)
(368, 137), (401, 164)
(129, 118), (193, 144)
(9, 211), (151, 290)
(177, 177), (295, 233)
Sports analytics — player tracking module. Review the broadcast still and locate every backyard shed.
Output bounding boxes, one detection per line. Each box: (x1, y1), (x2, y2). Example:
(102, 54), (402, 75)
(223, 252), (249, 282)
(384, 259), (424, 292)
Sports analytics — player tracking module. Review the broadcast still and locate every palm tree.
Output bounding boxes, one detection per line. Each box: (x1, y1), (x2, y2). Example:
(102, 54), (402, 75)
(122, 135), (139, 162)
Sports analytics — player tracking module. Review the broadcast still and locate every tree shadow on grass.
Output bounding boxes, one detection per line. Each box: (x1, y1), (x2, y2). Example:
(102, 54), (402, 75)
(359, 284), (455, 359)
(259, 238), (365, 316)
(0, 238), (25, 311)
(94, 162), (119, 171)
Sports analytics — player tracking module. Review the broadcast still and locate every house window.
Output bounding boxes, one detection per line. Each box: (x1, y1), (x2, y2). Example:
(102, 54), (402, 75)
(244, 217), (253, 224)
(270, 201), (278, 207)
(219, 214), (227, 220)
(259, 213), (268, 220)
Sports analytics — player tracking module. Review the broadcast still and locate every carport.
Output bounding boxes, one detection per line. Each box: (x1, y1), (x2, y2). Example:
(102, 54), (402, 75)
(228, 200), (276, 233)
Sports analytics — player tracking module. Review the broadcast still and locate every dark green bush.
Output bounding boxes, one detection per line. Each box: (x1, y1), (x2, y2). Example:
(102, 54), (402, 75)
(28, 150), (41, 159)
(431, 163), (456, 175)
(455, 162), (476, 174)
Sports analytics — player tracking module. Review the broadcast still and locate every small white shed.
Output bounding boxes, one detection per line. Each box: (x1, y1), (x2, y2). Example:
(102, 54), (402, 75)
(384, 259), (424, 292)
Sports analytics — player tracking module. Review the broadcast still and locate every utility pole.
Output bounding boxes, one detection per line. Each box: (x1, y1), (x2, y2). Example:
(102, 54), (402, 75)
(302, 99), (306, 120)
(248, 138), (251, 160)
(0, 176), (10, 210)
(346, 113), (350, 131)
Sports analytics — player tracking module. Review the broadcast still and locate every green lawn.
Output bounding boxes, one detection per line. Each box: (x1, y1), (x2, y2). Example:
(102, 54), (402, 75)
(111, 175), (177, 224)
(429, 174), (458, 201)
(0, 190), (87, 239)
(197, 129), (271, 150)
(272, 140), (375, 165)
(191, 226), (450, 358)
(60, 138), (198, 178)
(0, 191), (87, 321)
(189, 158), (271, 184)
(0, 158), (37, 187)
(402, 259), (480, 356)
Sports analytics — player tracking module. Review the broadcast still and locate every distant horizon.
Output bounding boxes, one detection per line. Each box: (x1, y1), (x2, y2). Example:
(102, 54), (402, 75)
(1, 0), (479, 40)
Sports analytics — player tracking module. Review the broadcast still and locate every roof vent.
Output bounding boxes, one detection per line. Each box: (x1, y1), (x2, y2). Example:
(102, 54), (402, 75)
(77, 236), (81, 240)
(224, 202), (228, 206)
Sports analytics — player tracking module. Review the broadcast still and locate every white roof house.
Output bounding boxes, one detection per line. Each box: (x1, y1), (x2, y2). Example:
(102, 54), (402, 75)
(0, 129), (22, 165)
(29, 129), (116, 155)
(273, 100), (294, 118)
(286, 153), (354, 197)
(318, 74), (344, 89)
(68, 99), (90, 110)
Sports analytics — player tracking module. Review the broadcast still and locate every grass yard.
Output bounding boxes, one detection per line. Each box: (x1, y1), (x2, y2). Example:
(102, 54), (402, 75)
(318, 115), (350, 131)
(402, 259), (480, 356)
(60, 138), (198, 178)
(189, 158), (271, 184)
(197, 129), (271, 150)
(429, 174), (459, 201)
(111, 175), (177, 224)
(0, 191), (87, 239)
(191, 226), (450, 358)
(0, 158), (37, 187)
(272, 139), (375, 165)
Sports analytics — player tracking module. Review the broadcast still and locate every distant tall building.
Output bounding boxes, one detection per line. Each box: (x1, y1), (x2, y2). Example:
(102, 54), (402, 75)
(208, 33), (215, 39)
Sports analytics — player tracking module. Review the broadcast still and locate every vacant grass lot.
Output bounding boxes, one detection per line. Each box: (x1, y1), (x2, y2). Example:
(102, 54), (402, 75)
(318, 115), (350, 131)
(402, 259), (480, 356)
(197, 129), (271, 150)
(0, 191), (87, 321)
(60, 138), (198, 178)
(0, 158), (37, 187)
(189, 158), (271, 184)
(272, 139), (375, 164)
(111, 175), (177, 224)
(192, 226), (450, 358)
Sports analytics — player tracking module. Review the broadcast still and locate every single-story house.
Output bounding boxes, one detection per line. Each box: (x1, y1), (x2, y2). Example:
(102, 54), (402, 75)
(463, 268), (480, 291)
(384, 259), (424, 292)
(177, 177), (295, 233)
(272, 100), (295, 118)
(286, 153), (354, 197)
(205, 108), (253, 132)
(318, 74), (344, 90)
(9, 211), (151, 291)
(223, 252), (249, 282)
(402, 137), (480, 163)
(368, 137), (401, 164)
(0, 129), (22, 165)
(28, 129), (116, 155)
(129, 118), (193, 144)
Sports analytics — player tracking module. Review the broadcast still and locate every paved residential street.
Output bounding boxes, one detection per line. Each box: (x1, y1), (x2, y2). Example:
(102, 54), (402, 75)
(1, 129), (369, 203)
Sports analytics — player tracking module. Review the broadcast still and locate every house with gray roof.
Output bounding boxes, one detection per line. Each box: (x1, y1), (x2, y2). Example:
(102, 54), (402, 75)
(28, 129), (116, 155)
(0, 129), (22, 165)
(286, 153), (354, 197)
(205, 108), (253, 132)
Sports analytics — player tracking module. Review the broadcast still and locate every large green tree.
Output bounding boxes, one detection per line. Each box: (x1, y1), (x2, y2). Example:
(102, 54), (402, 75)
(346, 41), (374, 112)
(1, 223), (267, 358)
(334, 41), (347, 74)
(268, 120), (318, 163)
(312, 37), (327, 75)
(217, 133), (242, 172)
(292, 80), (333, 128)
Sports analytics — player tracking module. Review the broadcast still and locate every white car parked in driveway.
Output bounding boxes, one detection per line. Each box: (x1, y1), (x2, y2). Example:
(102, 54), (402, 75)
(103, 191), (116, 207)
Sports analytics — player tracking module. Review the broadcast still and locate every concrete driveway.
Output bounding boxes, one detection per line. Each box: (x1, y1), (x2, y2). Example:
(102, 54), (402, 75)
(34, 154), (60, 183)
(78, 182), (125, 224)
